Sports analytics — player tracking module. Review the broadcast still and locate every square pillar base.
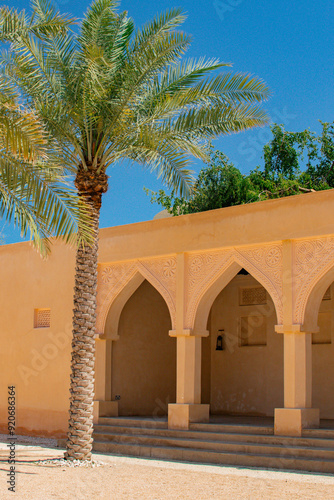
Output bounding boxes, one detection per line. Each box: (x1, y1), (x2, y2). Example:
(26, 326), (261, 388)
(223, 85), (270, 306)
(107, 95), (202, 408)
(274, 408), (320, 436)
(93, 400), (119, 424)
(168, 404), (210, 430)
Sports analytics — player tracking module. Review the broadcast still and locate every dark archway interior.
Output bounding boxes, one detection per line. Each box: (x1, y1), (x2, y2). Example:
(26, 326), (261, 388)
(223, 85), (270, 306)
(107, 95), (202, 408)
(111, 280), (176, 416)
(312, 282), (334, 418)
(201, 272), (283, 417)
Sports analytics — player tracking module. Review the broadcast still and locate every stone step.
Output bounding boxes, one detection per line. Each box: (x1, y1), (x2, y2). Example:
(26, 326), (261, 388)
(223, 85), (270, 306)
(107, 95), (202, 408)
(93, 431), (334, 460)
(98, 417), (168, 429)
(92, 440), (334, 474)
(93, 418), (334, 473)
(303, 428), (334, 440)
(94, 424), (334, 449)
(98, 418), (273, 435)
(189, 422), (274, 435)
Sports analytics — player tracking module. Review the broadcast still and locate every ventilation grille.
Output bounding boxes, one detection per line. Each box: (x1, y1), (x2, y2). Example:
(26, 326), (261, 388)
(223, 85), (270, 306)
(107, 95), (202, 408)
(34, 309), (51, 328)
(240, 287), (266, 306)
(323, 287), (331, 301)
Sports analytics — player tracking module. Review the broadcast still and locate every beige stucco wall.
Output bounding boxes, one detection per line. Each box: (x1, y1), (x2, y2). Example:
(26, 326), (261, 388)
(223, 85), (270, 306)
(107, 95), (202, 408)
(97, 189), (334, 262)
(108, 280), (175, 416)
(0, 241), (75, 437)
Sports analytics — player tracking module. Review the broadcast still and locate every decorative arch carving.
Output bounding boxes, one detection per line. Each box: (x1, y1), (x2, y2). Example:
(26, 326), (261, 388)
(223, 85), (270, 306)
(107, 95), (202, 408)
(186, 243), (283, 330)
(186, 249), (233, 329)
(293, 237), (334, 325)
(96, 256), (177, 336)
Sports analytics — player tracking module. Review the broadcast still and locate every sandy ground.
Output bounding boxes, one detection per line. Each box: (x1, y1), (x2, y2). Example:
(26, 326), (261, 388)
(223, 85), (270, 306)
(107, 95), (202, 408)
(1, 435), (334, 499)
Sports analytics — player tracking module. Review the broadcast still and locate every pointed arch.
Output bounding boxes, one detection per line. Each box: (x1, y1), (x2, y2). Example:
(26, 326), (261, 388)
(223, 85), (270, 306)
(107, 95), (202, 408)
(96, 261), (176, 337)
(189, 252), (281, 332)
(302, 261), (334, 331)
(292, 238), (334, 326)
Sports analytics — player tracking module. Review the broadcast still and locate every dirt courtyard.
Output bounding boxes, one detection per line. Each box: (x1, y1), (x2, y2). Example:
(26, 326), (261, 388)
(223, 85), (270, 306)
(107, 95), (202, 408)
(1, 436), (334, 499)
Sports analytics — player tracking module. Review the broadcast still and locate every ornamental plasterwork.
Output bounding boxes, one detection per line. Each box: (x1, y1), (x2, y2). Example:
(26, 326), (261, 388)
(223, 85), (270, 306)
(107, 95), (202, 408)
(96, 256), (177, 335)
(187, 250), (232, 297)
(100, 262), (135, 288)
(96, 261), (136, 335)
(293, 237), (334, 323)
(185, 249), (233, 328)
(237, 245), (282, 287)
(140, 257), (176, 294)
(237, 245), (283, 321)
(185, 244), (283, 328)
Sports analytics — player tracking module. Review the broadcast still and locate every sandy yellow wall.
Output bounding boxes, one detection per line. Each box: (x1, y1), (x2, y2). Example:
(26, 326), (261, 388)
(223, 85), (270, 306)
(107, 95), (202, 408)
(109, 280), (176, 416)
(0, 241), (75, 437)
(98, 189), (334, 262)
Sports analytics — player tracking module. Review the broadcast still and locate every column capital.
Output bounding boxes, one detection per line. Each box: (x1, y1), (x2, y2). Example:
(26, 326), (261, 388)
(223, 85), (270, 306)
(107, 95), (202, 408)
(169, 329), (209, 337)
(97, 333), (120, 341)
(275, 324), (319, 335)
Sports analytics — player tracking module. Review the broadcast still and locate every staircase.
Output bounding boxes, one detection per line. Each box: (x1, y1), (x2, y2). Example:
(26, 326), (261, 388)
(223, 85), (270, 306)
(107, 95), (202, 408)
(93, 417), (334, 473)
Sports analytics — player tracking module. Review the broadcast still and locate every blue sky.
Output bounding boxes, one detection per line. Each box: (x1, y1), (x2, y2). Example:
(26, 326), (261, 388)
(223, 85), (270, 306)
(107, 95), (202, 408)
(3, 0), (334, 244)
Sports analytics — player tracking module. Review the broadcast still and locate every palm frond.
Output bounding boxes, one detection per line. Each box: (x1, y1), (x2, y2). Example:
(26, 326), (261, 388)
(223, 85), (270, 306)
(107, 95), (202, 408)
(0, 155), (93, 255)
(186, 72), (271, 104)
(125, 141), (195, 198)
(0, 0), (74, 42)
(0, 77), (46, 160)
(132, 8), (187, 52)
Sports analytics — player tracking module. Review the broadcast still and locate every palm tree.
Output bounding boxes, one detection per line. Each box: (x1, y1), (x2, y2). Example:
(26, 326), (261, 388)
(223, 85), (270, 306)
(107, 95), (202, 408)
(0, 0), (271, 460)
(0, 77), (91, 255)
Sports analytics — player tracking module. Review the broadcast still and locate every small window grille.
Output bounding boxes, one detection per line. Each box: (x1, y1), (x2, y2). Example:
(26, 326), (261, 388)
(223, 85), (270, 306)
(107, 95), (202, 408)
(240, 287), (266, 306)
(34, 308), (51, 328)
(322, 287), (331, 301)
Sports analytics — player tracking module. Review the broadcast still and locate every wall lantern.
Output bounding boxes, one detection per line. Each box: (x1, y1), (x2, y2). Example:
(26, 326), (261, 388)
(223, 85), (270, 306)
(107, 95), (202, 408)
(216, 329), (224, 351)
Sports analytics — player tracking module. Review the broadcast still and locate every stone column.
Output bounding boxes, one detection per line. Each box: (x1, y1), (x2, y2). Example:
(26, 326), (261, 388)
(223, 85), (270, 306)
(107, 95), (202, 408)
(167, 253), (209, 429)
(274, 240), (319, 436)
(168, 329), (210, 430)
(93, 337), (119, 423)
(274, 326), (319, 436)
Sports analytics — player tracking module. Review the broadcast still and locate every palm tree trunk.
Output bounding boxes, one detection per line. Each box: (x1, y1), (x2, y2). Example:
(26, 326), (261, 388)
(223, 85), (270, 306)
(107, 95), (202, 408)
(65, 163), (108, 461)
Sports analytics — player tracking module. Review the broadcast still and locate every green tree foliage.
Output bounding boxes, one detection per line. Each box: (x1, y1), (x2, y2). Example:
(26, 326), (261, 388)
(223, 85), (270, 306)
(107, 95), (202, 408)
(149, 122), (334, 215)
(147, 151), (256, 215)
